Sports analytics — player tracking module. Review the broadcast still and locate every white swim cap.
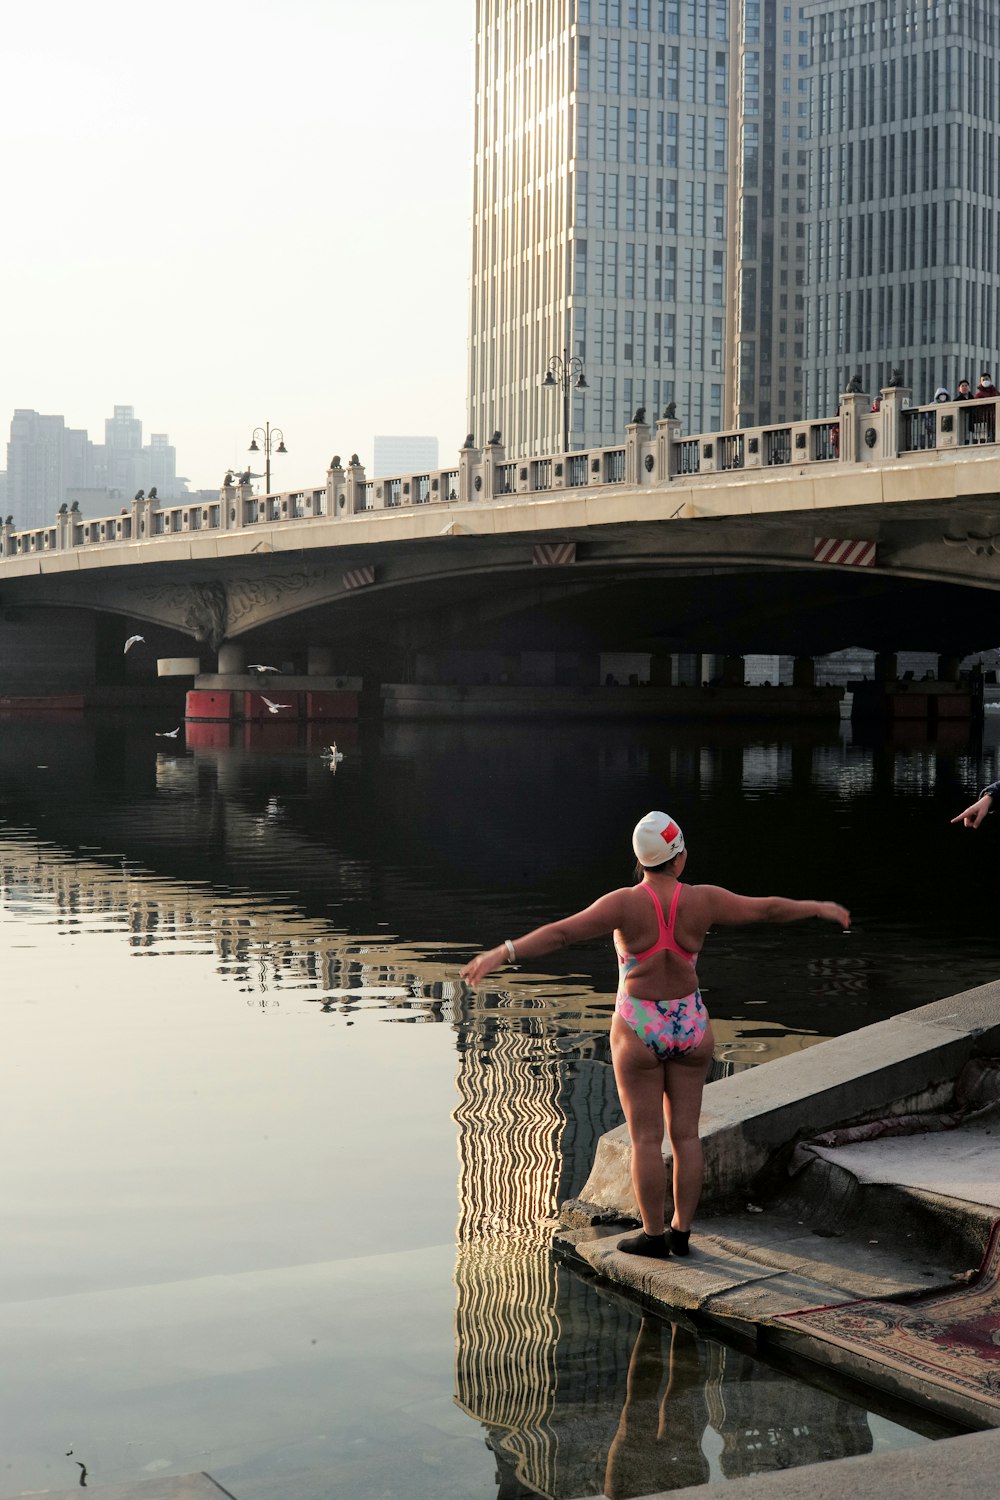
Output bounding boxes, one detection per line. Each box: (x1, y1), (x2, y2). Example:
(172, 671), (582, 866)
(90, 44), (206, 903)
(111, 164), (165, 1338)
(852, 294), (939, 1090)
(632, 811), (685, 867)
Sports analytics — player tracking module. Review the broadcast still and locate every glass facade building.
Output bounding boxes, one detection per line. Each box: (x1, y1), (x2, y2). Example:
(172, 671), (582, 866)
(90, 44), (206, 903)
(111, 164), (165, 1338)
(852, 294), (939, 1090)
(801, 1), (1000, 415)
(468, 1), (738, 457)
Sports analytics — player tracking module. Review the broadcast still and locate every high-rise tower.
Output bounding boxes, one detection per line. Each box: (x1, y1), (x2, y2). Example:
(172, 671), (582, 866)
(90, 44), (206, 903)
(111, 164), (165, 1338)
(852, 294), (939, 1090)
(468, 1), (735, 457)
(801, 0), (1000, 415)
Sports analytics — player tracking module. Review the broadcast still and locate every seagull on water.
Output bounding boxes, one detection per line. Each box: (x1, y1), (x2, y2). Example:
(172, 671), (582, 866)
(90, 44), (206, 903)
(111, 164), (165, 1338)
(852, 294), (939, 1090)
(124, 634), (144, 654)
(156, 727), (181, 738)
(261, 696), (291, 714)
(248, 663), (281, 674)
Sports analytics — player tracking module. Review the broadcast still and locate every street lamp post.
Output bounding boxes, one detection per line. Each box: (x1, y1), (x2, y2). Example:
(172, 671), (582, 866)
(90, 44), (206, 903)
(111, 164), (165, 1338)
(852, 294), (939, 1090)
(541, 348), (587, 454)
(248, 422), (287, 496)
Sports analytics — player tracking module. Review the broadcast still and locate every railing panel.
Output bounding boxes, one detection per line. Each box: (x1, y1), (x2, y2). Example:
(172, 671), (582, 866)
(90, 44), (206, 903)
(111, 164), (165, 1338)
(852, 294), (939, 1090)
(567, 454), (589, 487)
(812, 421), (839, 461)
(764, 428), (792, 465)
(441, 470), (459, 500)
(962, 402), (997, 446)
(532, 459), (552, 491)
(718, 434), (744, 471)
(415, 475), (431, 503)
(901, 408), (937, 452)
(605, 448), (626, 482)
(674, 439), (700, 475)
(385, 478), (402, 507)
(495, 463), (515, 495)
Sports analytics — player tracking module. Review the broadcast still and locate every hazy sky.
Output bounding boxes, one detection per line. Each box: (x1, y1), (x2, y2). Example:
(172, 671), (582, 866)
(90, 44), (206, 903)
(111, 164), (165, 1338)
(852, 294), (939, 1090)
(2, 1), (474, 491)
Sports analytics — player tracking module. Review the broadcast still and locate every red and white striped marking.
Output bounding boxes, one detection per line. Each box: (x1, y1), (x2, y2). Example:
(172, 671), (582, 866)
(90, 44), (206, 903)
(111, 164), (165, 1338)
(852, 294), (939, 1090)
(343, 565), (375, 590)
(813, 538), (876, 567)
(533, 542), (577, 567)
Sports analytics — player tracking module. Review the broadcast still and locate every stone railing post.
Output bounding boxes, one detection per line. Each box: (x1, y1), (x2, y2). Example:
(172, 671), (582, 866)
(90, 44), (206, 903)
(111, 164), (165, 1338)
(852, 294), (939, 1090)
(481, 436), (504, 501)
(238, 474), (255, 524)
(346, 454), (366, 515)
(1, 517), (15, 557)
(655, 416), (682, 478)
(220, 475), (239, 531)
(879, 385), (911, 460)
(625, 416), (652, 484)
(326, 456), (345, 518)
(837, 391), (872, 462)
(56, 504), (70, 549)
(457, 436), (478, 503)
(142, 489), (158, 539)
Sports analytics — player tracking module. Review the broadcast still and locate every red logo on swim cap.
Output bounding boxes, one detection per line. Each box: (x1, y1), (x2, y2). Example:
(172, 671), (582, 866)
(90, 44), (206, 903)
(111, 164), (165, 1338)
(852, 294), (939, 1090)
(661, 820), (680, 844)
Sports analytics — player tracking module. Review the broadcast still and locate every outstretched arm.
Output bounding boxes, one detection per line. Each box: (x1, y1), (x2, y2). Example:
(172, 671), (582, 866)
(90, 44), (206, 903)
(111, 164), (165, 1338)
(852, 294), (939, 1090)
(460, 890), (625, 985)
(696, 886), (850, 929)
(952, 780), (999, 828)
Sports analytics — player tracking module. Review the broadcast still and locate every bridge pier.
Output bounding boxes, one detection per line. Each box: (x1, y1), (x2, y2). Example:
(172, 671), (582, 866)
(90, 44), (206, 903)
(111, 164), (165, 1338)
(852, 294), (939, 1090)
(308, 646), (335, 675)
(721, 654), (745, 687)
(649, 654), (673, 687)
(217, 642), (246, 674)
(792, 655), (816, 688)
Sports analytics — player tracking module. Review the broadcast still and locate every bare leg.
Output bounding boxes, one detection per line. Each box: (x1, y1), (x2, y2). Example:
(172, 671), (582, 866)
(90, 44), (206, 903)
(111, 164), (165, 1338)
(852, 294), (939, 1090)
(663, 1022), (714, 1233)
(611, 1014), (668, 1234)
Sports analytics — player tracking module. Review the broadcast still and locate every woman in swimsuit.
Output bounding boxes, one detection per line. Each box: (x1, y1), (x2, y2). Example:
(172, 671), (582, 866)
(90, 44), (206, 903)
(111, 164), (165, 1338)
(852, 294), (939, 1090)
(460, 811), (849, 1260)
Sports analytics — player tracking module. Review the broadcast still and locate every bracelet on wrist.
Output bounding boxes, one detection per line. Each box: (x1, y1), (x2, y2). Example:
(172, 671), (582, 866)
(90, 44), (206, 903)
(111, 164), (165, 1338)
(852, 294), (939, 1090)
(503, 938), (517, 963)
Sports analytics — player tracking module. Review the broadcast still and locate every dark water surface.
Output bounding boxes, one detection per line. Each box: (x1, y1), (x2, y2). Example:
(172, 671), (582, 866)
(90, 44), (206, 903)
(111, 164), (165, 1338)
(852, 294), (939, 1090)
(1, 712), (995, 1498)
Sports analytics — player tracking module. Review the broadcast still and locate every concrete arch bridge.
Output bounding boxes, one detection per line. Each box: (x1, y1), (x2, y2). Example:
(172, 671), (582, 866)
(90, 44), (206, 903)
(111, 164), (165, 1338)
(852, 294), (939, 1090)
(1, 386), (999, 698)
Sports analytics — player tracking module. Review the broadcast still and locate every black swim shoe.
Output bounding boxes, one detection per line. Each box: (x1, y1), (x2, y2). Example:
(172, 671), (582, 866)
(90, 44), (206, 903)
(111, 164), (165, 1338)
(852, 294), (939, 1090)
(617, 1229), (670, 1258)
(668, 1228), (691, 1256)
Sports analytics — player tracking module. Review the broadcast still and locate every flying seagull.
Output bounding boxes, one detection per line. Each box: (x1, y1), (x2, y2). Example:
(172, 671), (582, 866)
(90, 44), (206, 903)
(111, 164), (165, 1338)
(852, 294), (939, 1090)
(321, 742), (344, 762)
(261, 696), (290, 714)
(155, 727), (181, 738)
(123, 634), (144, 654)
(248, 663), (281, 674)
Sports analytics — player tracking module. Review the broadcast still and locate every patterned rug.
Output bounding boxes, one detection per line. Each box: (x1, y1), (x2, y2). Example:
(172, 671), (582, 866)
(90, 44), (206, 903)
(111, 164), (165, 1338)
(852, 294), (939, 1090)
(774, 1218), (1000, 1409)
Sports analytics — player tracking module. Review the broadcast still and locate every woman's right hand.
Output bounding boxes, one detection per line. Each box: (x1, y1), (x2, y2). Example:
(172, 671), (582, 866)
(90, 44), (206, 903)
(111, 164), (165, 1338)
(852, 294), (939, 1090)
(816, 901), (851, 928)
(460, 946), (506, 984)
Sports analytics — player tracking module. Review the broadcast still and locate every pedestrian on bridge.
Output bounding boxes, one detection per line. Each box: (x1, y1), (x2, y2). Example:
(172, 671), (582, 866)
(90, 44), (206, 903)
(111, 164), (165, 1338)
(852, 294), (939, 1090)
(460, 813), (850, 1261)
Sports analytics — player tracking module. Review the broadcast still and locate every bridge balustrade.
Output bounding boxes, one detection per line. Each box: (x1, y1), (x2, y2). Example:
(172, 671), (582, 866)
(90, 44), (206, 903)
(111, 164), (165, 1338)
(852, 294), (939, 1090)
(9, 388), (1000, 565)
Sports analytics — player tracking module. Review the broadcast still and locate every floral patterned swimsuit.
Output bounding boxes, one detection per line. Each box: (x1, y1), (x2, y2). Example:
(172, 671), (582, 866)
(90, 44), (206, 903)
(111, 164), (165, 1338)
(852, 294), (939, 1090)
(614, 883), (708, 1060)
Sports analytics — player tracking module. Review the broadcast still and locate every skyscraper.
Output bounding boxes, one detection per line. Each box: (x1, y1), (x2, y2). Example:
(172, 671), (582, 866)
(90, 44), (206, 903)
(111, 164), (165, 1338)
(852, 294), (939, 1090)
(800, 1), (1000, 415)
(468, 1), (735, 458)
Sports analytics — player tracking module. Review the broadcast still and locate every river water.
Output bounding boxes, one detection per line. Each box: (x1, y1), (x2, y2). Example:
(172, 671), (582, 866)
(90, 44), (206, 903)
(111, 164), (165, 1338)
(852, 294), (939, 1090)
(1, 711), (996, 1499)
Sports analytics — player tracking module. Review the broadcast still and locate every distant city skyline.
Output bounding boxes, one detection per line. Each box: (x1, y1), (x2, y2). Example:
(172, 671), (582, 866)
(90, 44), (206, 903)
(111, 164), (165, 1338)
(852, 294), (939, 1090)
(0, 1), (474, 494)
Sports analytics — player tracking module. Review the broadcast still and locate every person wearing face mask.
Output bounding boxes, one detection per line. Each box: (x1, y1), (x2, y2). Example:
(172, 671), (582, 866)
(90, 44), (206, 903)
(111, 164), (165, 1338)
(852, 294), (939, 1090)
(975, 372), (998, 399)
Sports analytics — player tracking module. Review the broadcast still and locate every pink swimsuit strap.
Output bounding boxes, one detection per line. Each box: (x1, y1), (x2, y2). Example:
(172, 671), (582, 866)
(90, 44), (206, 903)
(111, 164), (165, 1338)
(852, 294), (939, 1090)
(630, 882), (698, 965)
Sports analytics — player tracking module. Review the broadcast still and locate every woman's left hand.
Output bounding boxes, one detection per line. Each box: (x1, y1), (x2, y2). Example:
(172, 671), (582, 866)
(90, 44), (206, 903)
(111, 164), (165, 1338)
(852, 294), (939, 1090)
(460, 946), (506, 984)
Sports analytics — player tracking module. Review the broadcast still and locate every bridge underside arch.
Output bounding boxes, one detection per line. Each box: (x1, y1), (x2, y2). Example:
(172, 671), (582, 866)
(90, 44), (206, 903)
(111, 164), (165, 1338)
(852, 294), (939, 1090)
(4, 510), (1000, 675)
